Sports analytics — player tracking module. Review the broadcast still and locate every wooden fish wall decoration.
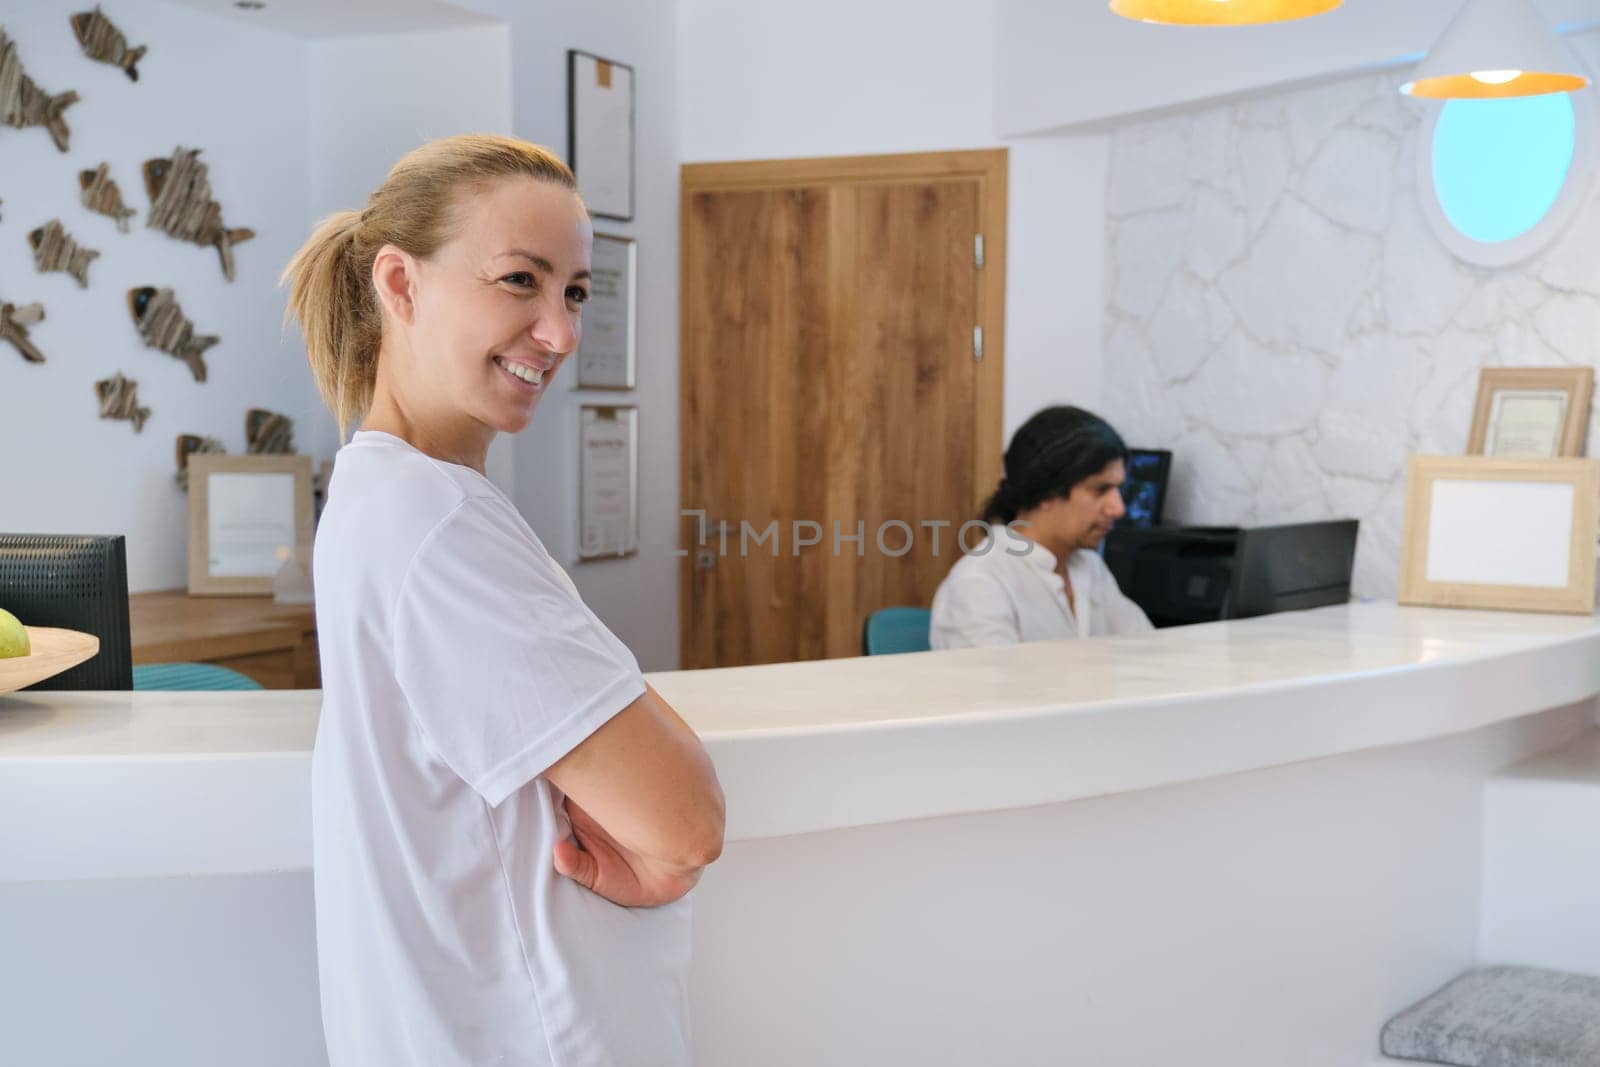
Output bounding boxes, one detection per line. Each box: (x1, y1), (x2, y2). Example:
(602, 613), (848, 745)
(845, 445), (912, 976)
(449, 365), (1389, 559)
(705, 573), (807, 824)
(246, 408), (294, 454)
(80, 163), (136, 232)
(0, 29), (80, 152)
(127, 286), (218, 383)
(1, 300), (47, 363)
(71, 7), (146, 82)
(29, 219), (100, 288)
(144, 147), (256, 281)
(95, 372), (150, 432)
(176, 433), (224, 489)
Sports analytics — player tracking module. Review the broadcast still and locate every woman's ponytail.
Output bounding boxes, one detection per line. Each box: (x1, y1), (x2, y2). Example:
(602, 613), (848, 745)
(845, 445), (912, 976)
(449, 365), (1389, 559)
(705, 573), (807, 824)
(281, 211), (377, 440)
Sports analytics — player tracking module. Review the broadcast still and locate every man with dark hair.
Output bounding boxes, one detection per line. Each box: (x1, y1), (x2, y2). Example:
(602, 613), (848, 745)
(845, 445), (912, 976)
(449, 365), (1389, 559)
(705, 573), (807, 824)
(930, 406), (1152, 649)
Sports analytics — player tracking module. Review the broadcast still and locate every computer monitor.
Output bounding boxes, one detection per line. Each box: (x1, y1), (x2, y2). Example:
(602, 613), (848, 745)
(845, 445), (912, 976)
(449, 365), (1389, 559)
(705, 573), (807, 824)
(1104, 519), (1359, 627)
(1118, 448), (1172, 529)
(1225, 520), (1360, 620)
(0, 534), (133, 690)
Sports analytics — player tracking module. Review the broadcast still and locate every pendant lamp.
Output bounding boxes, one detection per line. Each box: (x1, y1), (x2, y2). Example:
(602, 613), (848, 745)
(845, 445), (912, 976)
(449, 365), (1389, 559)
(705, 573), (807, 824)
(1109, 0), (1342, 27)
(1401, 0), (1590, 99)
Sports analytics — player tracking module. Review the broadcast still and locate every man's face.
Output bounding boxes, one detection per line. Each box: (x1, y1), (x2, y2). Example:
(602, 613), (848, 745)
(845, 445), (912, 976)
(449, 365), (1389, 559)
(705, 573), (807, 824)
(1049, 458), (1128, 550)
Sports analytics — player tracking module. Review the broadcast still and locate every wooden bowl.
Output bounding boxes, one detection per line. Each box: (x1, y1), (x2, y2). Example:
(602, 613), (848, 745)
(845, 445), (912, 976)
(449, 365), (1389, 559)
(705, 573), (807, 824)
(0, 628), (100, 696)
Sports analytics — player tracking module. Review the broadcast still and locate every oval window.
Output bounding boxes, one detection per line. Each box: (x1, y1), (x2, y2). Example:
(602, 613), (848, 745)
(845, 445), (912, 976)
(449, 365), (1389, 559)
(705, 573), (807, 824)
(1420, 90), (1594, 267)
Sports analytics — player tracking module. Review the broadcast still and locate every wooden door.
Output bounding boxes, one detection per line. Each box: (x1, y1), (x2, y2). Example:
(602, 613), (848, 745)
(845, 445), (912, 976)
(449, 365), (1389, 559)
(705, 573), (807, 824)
(680, 150), (1007, 668)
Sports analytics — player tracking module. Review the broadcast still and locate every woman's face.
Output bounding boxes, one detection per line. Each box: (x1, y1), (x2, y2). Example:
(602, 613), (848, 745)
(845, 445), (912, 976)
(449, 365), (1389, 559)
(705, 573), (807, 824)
(404, 177), (593, 436)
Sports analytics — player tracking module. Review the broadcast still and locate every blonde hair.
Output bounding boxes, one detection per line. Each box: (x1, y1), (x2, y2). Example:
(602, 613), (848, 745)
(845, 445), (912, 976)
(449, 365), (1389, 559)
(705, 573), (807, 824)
(281, 134), (578, 438)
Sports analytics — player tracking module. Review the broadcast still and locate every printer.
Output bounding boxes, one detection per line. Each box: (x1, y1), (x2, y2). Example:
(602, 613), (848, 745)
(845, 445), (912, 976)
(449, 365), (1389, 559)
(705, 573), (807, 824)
(1102, 520), (1359, 628)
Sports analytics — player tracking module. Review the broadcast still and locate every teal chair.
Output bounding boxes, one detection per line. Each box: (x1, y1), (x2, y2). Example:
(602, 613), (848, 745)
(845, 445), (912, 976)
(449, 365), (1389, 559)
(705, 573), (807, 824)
(863, 607), (933, 656)
(132, 662), (263, 691)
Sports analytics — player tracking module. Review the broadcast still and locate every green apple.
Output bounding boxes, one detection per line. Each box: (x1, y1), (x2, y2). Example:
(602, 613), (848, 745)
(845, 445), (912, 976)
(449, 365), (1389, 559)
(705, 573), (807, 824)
(0, 608), (29, 659)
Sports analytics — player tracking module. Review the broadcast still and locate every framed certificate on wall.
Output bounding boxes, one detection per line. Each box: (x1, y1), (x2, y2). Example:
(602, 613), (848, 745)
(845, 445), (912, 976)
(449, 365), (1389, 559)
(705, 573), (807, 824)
(1467, 367), (1594, 458)
(574, 233), (637, 390)
(578, 405), (639, 560)
(567, 50), (635, 221)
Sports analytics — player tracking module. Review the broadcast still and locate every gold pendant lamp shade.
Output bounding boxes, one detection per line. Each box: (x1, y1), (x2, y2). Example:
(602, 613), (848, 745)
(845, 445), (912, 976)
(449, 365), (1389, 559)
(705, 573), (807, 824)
(1401, 0), (1590, 99)
(1109, 0), (1342, 27)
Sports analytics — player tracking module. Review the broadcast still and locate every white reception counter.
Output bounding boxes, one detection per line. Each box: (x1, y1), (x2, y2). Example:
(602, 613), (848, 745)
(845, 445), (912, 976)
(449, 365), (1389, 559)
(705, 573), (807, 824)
(2, 602), (1597, 1065)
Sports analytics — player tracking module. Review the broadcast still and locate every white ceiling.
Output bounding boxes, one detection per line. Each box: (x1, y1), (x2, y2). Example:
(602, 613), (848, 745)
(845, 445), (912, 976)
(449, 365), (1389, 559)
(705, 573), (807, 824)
(158, 0), (500, 39)
(996, 0), (1600, 136)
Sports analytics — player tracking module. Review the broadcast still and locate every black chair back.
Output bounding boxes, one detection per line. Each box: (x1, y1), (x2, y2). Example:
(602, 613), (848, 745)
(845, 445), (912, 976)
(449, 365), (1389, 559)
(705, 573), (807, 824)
(0, 534), (133, 690)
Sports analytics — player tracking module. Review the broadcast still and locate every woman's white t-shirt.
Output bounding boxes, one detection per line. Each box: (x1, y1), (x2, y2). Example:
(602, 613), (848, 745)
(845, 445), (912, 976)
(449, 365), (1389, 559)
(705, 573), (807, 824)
(312, 431), (691, 1067)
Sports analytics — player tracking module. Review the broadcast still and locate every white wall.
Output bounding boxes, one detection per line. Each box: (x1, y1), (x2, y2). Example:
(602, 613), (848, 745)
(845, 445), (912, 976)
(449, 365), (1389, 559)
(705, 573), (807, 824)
(676, 0), (1108, 445)
(995, 0), (1600, 135)
(1099, 35), (1600, 600)
(0, 0), (315, 592)
(162, 0), (498, 39)
(676, 0), (995, 162)
(306, 25), (513, 226)
(23, 0), (1592, 644)
(1003, 135), (1111, 437)
(304, 22), (516, 486)
(0, 0), (679, 665)
(447, 0), (684, 671)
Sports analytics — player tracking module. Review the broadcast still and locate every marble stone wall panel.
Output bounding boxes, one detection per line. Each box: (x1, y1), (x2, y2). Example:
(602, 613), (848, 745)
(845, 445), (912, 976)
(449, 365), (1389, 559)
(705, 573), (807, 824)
(1299, 126), (1399, 235)
(1102, 68), (1600, 599)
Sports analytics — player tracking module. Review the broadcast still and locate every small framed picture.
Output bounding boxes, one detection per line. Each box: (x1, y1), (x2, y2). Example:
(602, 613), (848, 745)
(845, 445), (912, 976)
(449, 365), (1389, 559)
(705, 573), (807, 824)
(575, 233), (637, 390)
(578, 405), (639, 561)
(567, 50), (635, 222)
(187, 454), (314, 596)
(1398, 454), (1600, 615)
(1467, 367), (1594, 458)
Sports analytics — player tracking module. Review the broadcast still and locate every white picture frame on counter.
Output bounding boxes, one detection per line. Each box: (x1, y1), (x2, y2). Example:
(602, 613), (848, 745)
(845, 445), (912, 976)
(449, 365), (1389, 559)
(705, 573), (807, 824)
(1398, 455), (1599, 615)
(574, 233), (637, 390)
(187, 454), (314, 596)
(578, 404), (639, 561)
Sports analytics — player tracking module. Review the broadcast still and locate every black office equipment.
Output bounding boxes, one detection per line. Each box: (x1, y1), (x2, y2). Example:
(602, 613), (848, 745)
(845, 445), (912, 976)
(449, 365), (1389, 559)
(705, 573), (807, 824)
(1103, 520), (1359, 628)
(0, 534), (133, 690)
(1118, 448), (1172, 529)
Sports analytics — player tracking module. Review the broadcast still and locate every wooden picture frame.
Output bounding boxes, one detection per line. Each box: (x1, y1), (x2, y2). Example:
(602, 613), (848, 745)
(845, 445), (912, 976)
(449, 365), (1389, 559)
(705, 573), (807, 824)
(574, 232), (637, 389)
(567, 49), (635, 222)
(1398, 455), (1600, 615)
(1467, 367), (1594, 458)
(577, 404), (639, 561)
(187, 454), (314, 596)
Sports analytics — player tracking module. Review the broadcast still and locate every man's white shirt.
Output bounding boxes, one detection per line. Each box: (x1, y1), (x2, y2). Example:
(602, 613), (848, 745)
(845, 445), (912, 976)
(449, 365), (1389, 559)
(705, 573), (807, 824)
(929, 523), (1154, 649)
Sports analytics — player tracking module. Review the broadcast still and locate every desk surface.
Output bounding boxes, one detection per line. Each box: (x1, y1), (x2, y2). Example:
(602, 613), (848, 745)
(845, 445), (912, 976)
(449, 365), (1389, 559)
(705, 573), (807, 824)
(128, 589), (318, 688)
(128, 589), (314, 663)
(4, 600), (1600, 874)
(649, 599), (1600, 732)
(16, 600), (1597, 753)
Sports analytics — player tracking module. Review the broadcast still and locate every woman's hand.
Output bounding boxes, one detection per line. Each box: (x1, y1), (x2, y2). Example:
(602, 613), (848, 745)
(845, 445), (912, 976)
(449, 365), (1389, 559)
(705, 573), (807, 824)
(553, 795), (705, 908)
(544, 685), (724, 905)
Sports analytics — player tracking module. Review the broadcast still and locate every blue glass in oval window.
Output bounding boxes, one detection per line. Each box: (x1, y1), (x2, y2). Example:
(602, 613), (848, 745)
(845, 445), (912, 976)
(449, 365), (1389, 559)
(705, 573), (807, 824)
(1432, 93), (1577, 244)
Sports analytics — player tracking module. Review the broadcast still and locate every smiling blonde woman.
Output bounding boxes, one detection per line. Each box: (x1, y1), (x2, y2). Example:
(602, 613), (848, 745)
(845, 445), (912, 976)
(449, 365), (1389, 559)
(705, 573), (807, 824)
(282, 135), (724, 1066)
